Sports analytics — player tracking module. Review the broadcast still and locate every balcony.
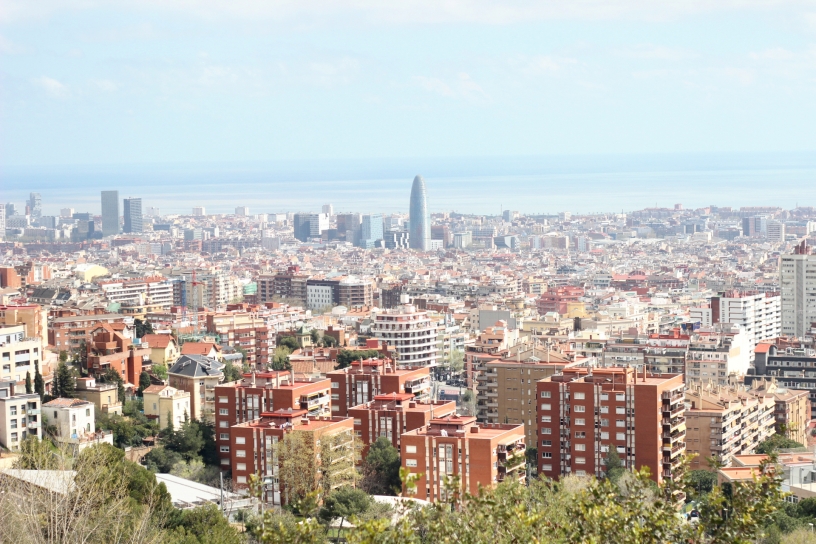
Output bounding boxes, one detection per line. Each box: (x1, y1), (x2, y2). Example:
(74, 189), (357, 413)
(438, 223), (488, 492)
(27, 408), (40, 416)
(27, 421), (40, 429)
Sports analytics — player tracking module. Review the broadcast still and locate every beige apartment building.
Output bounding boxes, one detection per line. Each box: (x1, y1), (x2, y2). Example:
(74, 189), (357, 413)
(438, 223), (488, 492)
(746, 378), (811, 446)
(75, 376), (122, 416)
(475, 356), (577, 448)
(143, 384), (191, 429)
(0, 379), (41, 451)
(0, 324), (42, 392)
(167, 355), (225, 422)
(685, 384), (776, 470)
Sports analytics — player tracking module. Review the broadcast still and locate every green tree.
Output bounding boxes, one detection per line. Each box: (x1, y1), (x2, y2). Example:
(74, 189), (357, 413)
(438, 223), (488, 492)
(153, 363), (168, 380)
(139, 371), (152, 395)
(34, 360), (45, 399)
(143, 447), (184, 473)
(756, 433), (805, 454)
(134, 318), (155, 339)
(272, 346), (292, 371)
(222, 361), (243, 382)
(604, 446), (625, 484)
(318, 486), (373, 530)
(687, 469), (718, 497)
(360, 437), (402, 496)
(101, 366), (126, 403)
(164, 503), (243, 544)
(14, 436), (60, 469)
(162, 419), (205, 462)
(53, 361), (76, 398)
(25, 371), (32, 394)
(335, 349), (381, 370)
(278, 336), (299, 351)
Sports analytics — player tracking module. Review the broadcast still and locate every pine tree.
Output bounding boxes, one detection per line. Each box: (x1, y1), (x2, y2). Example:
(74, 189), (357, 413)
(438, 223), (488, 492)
(34, 361), (45, 400)
(55, 361), (76, 398)
(25, 371), (32, 394)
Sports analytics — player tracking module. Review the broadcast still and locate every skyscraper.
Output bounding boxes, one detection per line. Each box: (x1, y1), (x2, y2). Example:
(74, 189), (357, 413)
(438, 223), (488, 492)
(409, 175), (430, 251)
(101, 191), (120, 236)
(781, 241), (816, 338)
(28, 193), (42, 219)
(123, 197), (143, 233)
(358, 214), (383, 248)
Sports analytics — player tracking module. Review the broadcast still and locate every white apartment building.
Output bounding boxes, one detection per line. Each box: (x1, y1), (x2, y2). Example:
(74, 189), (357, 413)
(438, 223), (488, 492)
(372, 299), (438, 367)
(0, 380), (41, 451)
(704, 291), (781, 361)
(0, 325), (42, 391)
(307, 284), (334, 311)
(99, 276), (175, 310)
(767, 220), (786, 242)
(686, 324), (750, 386)
(175, 271), (244, 310)
(781, 244), (816, 339)
(43, 397), (112, 450)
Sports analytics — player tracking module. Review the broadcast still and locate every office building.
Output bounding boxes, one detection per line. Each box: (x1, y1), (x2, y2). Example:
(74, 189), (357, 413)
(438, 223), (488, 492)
(27, 193), (41, 219)
(372, 301), (438, 367)
(60, 208), (75, 218)
(336, 213), (362, 243)
(293, 212), (329, 242)
(400, 415), (526, 502)
(384, 231), (409, 249)
(192, 207), (206, 216)
(322, 204), (334, 216)
(453, 231), (472, 249)
(358, 214), (383, 248)
(123, 197), (143, 233)
(0, 380), (41, 451)
(684, 383), (775, 470)
(537, 367), (686, 485)
(235, 206), (249, 216)
(0, 205), (5, 240)
(100, 190), (119, 236)
(327, 358), (431, 417)
(409, 175), (430, 251)
(781, 242), (816, 338)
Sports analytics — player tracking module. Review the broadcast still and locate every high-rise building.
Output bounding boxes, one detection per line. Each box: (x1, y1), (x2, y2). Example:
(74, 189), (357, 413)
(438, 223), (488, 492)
(322, 204), (333, 216)
(372, 301), (438, 367)
(123, 197), (143, 233)
(60, 208), (74, 218)
(192, 207), (206, 216)
(537, 367), (686, 485)
(27, 193), (42, 219)
(100, 190), (120, 236)
(781, 242), (816, 338)
(409, 175), (430, 251)
(293, 213), (329, 242)
(336, 213), (362, 243)
(358, 214), (383, 248)
(0, 206), (5, 240)
(235, 206), (249, 216)
(4, 203), (16, 218)
(696, 291), (782, 362)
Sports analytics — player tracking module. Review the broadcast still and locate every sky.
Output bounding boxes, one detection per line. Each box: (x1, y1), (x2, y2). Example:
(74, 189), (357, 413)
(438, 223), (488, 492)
(2, 1), (816, 167)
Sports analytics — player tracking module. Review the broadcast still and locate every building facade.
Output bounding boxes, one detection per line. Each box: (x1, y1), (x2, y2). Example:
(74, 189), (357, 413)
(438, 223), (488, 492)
(780, 243), (816, 339)
(101, 190), (120, 237)
(372, 303), (438, 367)
(0, 380), (41, 451)
(123, 197), (143, 233)
(409, 175), (430, 251)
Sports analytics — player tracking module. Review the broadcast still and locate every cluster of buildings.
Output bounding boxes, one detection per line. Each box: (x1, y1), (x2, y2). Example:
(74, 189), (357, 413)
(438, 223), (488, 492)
(2, 179), (816, 504)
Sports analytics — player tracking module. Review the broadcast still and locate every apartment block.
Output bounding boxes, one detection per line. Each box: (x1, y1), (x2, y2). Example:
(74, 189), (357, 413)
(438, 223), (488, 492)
(257, 269), (309, 305)
(0, 303), (48, 347)
(349, 394), (456, 455)
(98, 276), (174, 311)
(476, 358), (578, 448)
(49, 313), (132, 352)
(86, 324), (149, 386)
(371, 303), (438, 367)
(0, 324), (42, 392)
(704, 291), (782, 361)
(214, 371), (331, 466)
(43, 397), (114, 451)
(400, 415), (526, 502)
(229, 409), (354, 504)
(206, 312), (271, 368)
(536, 367), (686, 485)
(780, 242), (816, 338)
(686, 324), (750, 386)
(143, 384), (192, 429)
(167, 355), (225, 423)
(0, 380), (41, 451)
(748, 343), (816, 420)
(684, 383), (776, 470)
(746, 378), (810, 446)
(326, 358), (431, 417)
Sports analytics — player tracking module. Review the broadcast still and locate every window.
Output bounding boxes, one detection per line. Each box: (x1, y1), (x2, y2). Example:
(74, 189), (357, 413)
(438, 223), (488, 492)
(331, 382), (339, 389)
(574, 405), (586, 413)
(406, 459), (418, 467)
(236, 476), (247, 484)
(236, 450), (246, 458)
(332, 405), (340, 412)
(574, 392), (585, 400)
(541, 391), (551, 398)
(542, 427), (552, 435)
(219, 409), (229, 415)
(540, 403), (551, 411)
(541, 415), (551, 423)
(600, 394), (608, 401)
(354, 418), (362, 426)
(601, 432), (609, 440)
(541, 440), (552, 447)
(219, 421), (228, 428)
(542, 452), (552, 459)
(236, 463), (246, 471)
(331, 394), (339, 401)
(575, 457), (586, 465)
(600, 418), (609, 427)
(218, 397), (228, 403)
(406, 445), (417, 454)
(575, 418), (585, 426)
(576, 470), (586, 476)
(219, 433), (229, 441)
(86, 409), (90, 417)
(616, 407), (625, 414)
(600, 406), (609, 414)
(11, 432), (18, 442)
(9, 406), (17, 416)
(575, 431), (586, 438)
(616, 433), (625, 441)
(616, 394), (625, 402)
(575, 443), (586, 451)
(616, 420), (625, 428)
(236, 437), (246, 445)
(219, 446), (230, 453)
(543, 464), (553, 471)
(10, 419), (17, 429)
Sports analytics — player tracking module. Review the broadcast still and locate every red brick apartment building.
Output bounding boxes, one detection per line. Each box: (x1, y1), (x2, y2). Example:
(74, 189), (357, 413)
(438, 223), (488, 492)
(536, 367), (685, 485)
(326, 358), (431, 416)
(214, 371), (331, 467)
(400, 415), (525, 503)
(348, 393), (456, 455)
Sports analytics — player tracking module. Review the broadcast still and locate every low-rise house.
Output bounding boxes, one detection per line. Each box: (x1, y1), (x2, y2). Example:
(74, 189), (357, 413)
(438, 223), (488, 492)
(143, 384), (191, 429)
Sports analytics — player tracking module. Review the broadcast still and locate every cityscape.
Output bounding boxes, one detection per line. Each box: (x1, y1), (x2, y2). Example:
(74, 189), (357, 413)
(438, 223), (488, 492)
(4, 1), (816, 543)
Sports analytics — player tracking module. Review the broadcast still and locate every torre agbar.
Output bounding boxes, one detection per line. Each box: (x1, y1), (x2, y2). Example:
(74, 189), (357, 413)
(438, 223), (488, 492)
(372, 300), (438, 368)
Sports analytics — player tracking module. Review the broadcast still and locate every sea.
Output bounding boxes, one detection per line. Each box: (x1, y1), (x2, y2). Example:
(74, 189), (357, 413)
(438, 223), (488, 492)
(2, 152), (816, 216)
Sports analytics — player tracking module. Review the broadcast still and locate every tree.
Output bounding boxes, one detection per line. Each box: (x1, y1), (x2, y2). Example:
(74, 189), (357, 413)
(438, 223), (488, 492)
(756, 433), (805, 454)
(162, 419), (205, 462)
(603, 446), (625, 484)
(318, 486), (373, 530)
(101, 366), (126, 403)
(320, 431), (362, 497)
(278, 336), (299, 351)
(687, 469), (718, 497)
(134, 318), (155, 339)
(25, 371), (32, 394)
(460, 389), (476, 416)
(139, 371), (152, 395)
(272, 346), (292, 371)
(164, 503), (243, 544)
(360, 437), (402, 496)
(53, 361), (76, 398)
(34, 360), (45, 400)
(335, 349), (381, 370)
(143, 447), (184, 473)
(222, 361), (243, 382)
(153, 364), (168, 380)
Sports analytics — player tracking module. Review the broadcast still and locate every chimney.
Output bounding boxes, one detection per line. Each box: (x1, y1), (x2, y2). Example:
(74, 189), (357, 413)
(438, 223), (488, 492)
(251, 372), (256, 387)
(290, 369), (295, 384)
(409, 401), (417, 408)
(470, 425), (480, 434)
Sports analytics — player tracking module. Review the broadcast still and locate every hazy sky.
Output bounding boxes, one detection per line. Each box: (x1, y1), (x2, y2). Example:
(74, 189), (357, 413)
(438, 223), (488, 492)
(3, 1), (816, 166)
